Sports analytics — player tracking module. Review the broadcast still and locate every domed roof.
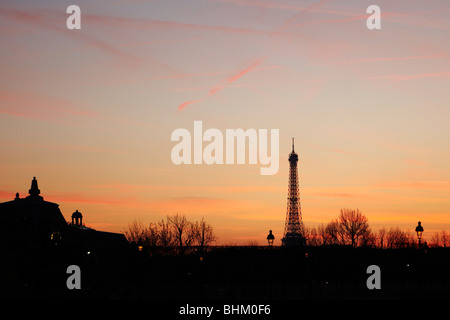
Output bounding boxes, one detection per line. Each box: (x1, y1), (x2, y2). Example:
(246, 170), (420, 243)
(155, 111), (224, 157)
(27, 177), (43, 200)
(72, 209), (83, 218)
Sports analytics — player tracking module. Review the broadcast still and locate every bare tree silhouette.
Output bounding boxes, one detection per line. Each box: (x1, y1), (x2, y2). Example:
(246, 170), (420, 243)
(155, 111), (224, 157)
(168, 213), (190, 253)
(191, 217), (217, 252)
(337, 208), (370, 247)
(124, 214), (217, 255)
(386, 227), (409, 248)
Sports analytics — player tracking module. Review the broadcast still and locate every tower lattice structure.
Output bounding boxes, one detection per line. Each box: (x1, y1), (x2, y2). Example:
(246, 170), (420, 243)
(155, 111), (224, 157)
(282, 138), (306, 246)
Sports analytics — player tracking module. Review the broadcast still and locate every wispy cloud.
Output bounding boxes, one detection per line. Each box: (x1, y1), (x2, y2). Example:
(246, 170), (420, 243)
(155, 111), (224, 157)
(79, 10), (288, 38)
(149, 70), (231, 81)
(373, 180), (450, 191)
(0, 89), (146, 126)
(291, 10), (414, 29)
(88, 182), (284, 194)
(0, 7), (140, 63)
(315, 52), (446, 66)
(207, 0), (359, 19)
(208, 59), (263, 95)
(46, 191), (233, 213)
(0, 90), (100, 123)
(177, 58), (264, 110)
(278, 0), (333, 31)
(312, 192), (365, 199)
(168, 83), (261, 92)
(384, 8), (450, 29)
(0, 140), (121, 154)
(113, 64), (282, 86)
(0, 190), (15, 200)
(370, 71), (450, 83)
(177, 0), (333, 111)
(178, 100), (204, 111)
(307, 143), (358, 156)
(209, 0), (450, 30)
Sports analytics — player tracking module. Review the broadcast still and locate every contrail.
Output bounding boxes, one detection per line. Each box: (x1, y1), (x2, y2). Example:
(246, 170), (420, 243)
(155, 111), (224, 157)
(177, 0), (332, 111)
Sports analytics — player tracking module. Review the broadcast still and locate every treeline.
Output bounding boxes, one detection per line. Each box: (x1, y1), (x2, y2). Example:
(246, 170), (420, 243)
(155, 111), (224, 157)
(124, 209), (449, 253)
(304, 208), (372, 247)
(305, 208), (449, 248)
(124, 213), (217, 255)
(428, 231), (449, 248)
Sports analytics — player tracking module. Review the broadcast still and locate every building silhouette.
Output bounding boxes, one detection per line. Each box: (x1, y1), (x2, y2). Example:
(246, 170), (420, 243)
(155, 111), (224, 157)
(72, 209), (83, 226)
(0, 177), (128, 252)
(282, 139), (306, 246)
(0, 177), (67, 248)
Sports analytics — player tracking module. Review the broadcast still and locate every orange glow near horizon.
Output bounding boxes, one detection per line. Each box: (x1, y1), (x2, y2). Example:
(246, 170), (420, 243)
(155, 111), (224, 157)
(1, 0), (450, 245)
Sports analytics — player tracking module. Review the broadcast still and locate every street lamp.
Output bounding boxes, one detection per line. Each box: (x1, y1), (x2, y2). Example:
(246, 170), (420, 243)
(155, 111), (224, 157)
(415, 221), (424, 248)
(137, 240), (144, 252)
(267, 230), (275, 247)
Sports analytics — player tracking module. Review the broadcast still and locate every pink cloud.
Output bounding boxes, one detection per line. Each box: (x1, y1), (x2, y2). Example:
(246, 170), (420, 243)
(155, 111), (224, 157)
(176, 0), (335, 111)
(210, 0), (450, 30)
(81, 11), (281, 37)
(178, 99), (204, 111)
(0, 90), (101, 123)
(149, 70), (230, 81)
(313, 192), (364, 199)
(48, 192), (133, 205)
(177, 59), (264, 110)
(0, 190), (15, 201)
(370, 71), (450, 83)
(208, 59), (263, 95)
(373, 181), (450, 191)
(169, 83), (262, 93)
(316, 52), (446, 66)
(383, 9), (450, 29)
(48, 191), (232, 212)
(0, 89), (146, 126)
(306, 143), (358, 156)
(0, 7), (140, 63)
(279, 0), (332, 31)
(206, 0), (361, 18)
(0, 189), (132, 206)
(0, 140), (121, 154)
(88, 182), (284, 194)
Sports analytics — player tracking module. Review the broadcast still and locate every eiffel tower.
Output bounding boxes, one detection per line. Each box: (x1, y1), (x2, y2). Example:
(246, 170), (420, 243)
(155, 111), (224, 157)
(282, 138), (306, 246)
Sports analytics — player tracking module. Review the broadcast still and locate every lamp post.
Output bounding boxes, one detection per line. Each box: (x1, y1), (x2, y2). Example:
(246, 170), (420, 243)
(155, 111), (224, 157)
(267, 230), (275, 247)
(415, 221), (424, 248)
(137, 240), (144, 252)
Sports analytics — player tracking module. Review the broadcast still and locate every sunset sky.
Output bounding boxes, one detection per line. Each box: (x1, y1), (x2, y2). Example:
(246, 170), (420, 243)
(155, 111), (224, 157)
(1, 0), (450, 245)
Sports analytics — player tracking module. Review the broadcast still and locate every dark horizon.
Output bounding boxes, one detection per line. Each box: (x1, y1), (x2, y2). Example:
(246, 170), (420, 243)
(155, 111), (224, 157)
(1, 177), (449, 301)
